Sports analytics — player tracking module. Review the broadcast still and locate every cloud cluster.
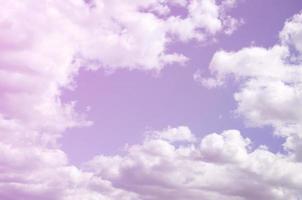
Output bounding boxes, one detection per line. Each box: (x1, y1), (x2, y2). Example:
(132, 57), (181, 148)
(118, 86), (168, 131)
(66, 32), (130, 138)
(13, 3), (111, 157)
(203, 12), (302, 160)
(0, 0), (252, 200)
(87, 127), (302, 200)
(4, 0), (302, 200)
(0, 0), (239, 140)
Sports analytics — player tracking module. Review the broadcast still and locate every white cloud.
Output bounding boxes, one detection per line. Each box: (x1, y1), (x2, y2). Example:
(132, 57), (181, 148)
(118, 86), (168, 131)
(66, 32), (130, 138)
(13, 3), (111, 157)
(151, 126), (196, 143)
(3, 2), (302, 200)
(0, 0), (239, 140)
(87, 127), (302, 200)
(204, 11), (302, 160)
(280, 12), (302, 54)
(0, 0), (244, 199)
(0, 115), (139, 200)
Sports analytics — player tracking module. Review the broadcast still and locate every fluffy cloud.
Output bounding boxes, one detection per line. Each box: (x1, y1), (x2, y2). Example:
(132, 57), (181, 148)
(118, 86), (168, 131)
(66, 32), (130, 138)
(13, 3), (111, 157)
(87, 127), (302, 200)
(5, 124), (302, 200)
(0, 0), (244, 199)
(7, 1), (302, 200)
(0, 115), (140, 200)
(2, 0), (302, 199)
(203, 11), (302, 160)
(0, 0), (239, 139)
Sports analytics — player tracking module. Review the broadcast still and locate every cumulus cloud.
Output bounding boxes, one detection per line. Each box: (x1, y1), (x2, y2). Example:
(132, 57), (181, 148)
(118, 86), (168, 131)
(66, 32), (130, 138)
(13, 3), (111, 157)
(0, 0), (247, 199)
(87, 127), (302, 200)
(0, 114), (140, 200)
(203, 11), (302, 160)
(3, 0), (302, 199)
(0, 0), (239, 139)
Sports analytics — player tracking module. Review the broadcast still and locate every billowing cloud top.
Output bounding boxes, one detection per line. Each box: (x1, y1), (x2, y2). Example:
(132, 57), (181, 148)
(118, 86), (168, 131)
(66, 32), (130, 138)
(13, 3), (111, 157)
(204, 11), (302, 161)
(1, 0), (302, 200)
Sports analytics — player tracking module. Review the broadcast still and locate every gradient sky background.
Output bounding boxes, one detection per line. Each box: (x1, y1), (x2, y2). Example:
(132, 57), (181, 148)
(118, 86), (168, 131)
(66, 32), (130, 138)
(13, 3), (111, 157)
(61, 0), (302, 164)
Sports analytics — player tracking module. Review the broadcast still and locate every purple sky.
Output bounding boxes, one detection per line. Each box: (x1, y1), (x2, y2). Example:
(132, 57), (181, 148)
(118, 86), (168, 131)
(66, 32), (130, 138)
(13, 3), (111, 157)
(2, 1), (302, 199)
(61, 0), (302, 164)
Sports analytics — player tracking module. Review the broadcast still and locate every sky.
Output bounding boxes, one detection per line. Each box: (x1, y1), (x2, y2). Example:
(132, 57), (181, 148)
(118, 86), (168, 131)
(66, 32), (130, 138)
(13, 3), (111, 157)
(1, 0), (302, 200)
(61, 0), (301, 163)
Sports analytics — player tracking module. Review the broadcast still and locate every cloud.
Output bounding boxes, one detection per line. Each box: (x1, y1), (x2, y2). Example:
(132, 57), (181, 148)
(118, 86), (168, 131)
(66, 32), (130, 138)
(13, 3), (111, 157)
(150, 126), (196, 142)
(0, 0), (248, 200)
(87, 127), (302, 200)
(0, 0), (239, 139)
(3, 1), (302, 200)
(204, 11), (302, 160)
(1, 124), (301, 200)
(0, 115), (140, 200)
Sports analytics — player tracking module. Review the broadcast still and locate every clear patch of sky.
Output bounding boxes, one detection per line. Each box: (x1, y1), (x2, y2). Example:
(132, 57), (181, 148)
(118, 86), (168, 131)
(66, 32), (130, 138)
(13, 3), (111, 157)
(61, 0), (302, 165)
